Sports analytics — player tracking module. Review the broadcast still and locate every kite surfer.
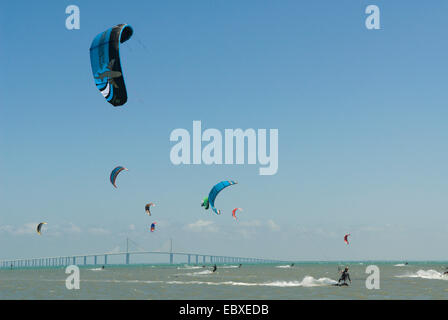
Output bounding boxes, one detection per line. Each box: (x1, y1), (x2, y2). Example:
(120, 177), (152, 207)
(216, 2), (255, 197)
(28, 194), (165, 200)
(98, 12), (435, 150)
(338, 267), (351, 286)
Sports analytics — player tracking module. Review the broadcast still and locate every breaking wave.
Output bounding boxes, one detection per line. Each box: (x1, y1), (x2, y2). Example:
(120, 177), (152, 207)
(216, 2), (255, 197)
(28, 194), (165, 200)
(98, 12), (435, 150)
(72, 275), (338, 288)
(167, 276), (337, 287)
(275, 265), (292, 269)
(176, 265), (204, 270)
(221, 265), (239, 269)
(175, 270), (214, 276)
(396, 269), (448, 280)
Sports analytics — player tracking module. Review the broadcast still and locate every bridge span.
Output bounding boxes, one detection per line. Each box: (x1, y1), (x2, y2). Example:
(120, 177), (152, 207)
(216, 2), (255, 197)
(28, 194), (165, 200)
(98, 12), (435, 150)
(0, 250), (287, 269)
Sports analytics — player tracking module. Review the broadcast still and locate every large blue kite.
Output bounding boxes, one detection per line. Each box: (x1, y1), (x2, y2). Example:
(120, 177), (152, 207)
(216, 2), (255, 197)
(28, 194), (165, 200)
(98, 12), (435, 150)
(201, 180), (238, 215)
(90, 24), (133, 106)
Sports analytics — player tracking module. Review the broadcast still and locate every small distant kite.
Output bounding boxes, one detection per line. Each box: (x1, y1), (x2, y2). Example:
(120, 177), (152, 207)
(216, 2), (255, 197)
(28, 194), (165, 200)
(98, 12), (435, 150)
(37, 222), (47, 235)
(232, 208), (243, 221)
(145, 203), (155, 216)
(201, 180), (238, 215)
(344, 234), (350, 245)
(150, 222), (156, 232)
(110, 166), (128, 188)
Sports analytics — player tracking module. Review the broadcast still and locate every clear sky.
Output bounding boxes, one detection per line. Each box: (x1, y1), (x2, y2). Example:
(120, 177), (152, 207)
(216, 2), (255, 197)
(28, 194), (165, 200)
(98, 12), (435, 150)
(1, 1), (447, 261)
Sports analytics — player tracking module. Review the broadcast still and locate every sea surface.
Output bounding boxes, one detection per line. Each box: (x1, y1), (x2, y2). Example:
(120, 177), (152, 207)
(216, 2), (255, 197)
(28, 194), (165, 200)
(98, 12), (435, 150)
(1, 262), (448, 299)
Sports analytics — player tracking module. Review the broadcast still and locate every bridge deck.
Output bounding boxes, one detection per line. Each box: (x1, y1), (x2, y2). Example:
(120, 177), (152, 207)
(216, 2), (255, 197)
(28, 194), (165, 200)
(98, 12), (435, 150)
(0, 251), (287, 268)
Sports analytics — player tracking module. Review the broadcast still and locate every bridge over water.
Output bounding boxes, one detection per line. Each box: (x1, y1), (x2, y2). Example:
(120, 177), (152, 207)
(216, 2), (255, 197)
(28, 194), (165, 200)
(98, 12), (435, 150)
(0, 251), (286, 269)
(0, 238), (288, 269)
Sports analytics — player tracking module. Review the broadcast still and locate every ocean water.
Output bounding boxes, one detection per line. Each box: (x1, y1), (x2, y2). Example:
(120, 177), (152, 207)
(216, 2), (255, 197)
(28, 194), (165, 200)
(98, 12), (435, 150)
(1, 262), (448, 299)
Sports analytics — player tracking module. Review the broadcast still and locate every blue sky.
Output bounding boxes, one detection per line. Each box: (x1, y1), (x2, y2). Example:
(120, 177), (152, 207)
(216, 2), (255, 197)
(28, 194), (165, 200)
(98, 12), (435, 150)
(0, 1), (447, 261)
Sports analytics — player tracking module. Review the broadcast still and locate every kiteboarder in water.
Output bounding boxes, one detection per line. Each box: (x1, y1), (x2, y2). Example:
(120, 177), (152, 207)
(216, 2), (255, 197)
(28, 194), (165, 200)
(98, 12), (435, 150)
(212, 264), (217, 273)
(338, 267), (351, 286)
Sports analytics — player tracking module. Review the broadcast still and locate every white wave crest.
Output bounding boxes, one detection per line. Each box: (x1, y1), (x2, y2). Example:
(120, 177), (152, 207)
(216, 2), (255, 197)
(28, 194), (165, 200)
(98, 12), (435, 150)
(290, 276), (338, 287)
(166, 276), (337, 287)
(396, 269), (448, 280)
(275, 265), (292, 269)
(176, 265), (204, 270)
(175, 270), (214, 276)
(221, 265), (239, 269)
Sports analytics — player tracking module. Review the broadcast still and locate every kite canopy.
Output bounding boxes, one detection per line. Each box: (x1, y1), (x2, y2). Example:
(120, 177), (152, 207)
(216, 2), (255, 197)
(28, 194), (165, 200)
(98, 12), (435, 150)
(344, 233), (350, 245)
(145, 203), (155, 216)
(232, 208), (243, 220)
(206, 180), (237, 215)
(150, 222), (156, 232)
(90, 24), (133, 106)
(37, 222), (47, 235)
(110, 166), (128, 188)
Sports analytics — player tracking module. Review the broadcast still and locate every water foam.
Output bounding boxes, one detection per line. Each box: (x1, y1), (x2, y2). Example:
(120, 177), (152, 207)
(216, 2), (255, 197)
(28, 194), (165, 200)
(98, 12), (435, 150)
(176, 265), (203, 270)
(167, 276), (337, 287)
(275, 265), (292, 269)
(69, 275), (338, 288)
(221, 265), (239, 269)
(396, 269), (448, 280)
(175, 270), (214, 276)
